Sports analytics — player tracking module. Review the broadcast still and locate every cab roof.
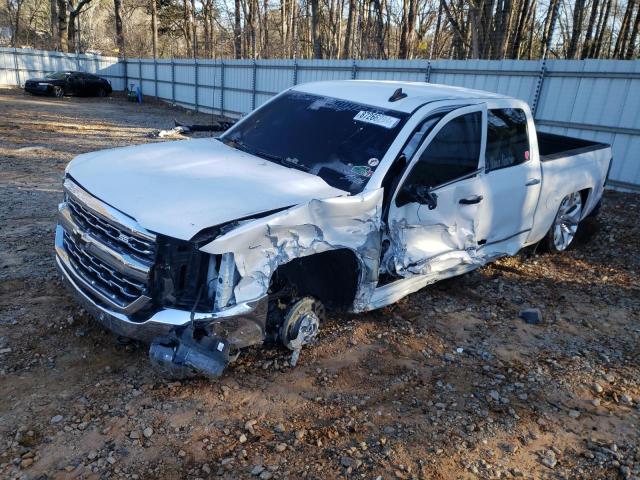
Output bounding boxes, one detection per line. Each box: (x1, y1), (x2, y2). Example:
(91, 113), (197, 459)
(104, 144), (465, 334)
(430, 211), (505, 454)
(292, 80), (510, 114)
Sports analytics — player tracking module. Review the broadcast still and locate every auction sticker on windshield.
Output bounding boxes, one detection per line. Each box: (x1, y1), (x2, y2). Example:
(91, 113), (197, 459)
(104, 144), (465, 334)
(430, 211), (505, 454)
(353, 111), (400, 129)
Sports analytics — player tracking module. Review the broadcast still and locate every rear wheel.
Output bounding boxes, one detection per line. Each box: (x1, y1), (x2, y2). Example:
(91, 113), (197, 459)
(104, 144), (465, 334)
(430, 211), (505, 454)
(53, 86), (64, 98)
(545, 191), (583, 252)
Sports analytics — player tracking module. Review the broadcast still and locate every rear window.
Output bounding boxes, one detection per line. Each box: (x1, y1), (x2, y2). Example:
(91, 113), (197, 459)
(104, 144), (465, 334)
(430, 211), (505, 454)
(485, 109), (529, 171)
(220, 91), (408, 194)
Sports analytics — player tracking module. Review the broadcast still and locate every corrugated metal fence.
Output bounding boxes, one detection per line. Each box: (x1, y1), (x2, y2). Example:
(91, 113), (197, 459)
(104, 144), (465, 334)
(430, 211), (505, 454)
(1, 47), (639, 190)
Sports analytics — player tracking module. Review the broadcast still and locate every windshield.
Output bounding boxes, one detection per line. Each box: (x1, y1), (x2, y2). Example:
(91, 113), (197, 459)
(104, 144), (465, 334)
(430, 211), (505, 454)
(45, 72), (70, 80)
(219, 91), (409, 193)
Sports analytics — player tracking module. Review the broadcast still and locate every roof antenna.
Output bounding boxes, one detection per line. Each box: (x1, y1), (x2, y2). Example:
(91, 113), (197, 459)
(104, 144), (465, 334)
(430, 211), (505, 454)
(389, 88), (407, 102)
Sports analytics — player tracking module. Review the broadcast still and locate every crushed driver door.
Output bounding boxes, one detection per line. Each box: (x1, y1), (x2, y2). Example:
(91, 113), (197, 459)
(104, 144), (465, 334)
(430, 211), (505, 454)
(384, 104), (488, 278)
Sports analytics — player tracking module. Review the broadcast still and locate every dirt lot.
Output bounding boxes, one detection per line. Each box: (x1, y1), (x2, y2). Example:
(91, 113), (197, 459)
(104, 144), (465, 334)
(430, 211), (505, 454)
(1, 86), (639, 480)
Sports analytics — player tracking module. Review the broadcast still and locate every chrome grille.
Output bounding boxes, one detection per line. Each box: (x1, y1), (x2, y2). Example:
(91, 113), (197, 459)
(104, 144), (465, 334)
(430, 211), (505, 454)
(67, 196), (155, 261)
(56, 178), (156, 314)
(63, 232), (145, 306)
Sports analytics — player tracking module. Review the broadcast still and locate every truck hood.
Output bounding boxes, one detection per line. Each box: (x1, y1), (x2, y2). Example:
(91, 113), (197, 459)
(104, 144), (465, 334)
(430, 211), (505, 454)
(66, 138), (347, 240)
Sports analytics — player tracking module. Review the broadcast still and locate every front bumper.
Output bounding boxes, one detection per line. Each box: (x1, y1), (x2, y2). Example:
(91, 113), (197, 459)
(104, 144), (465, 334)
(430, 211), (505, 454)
(24, 84), (50, 94)
(55, 225), (268, 345)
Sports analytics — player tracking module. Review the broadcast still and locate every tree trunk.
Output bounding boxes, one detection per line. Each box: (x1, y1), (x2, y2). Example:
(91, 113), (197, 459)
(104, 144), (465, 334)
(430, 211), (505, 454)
(614, 0), (636, 57)
(625, 3), (640, 58)
(262, 0), (269, 57)
(480, 0), (496, 58)
(493, 0), (513, 59)
(57, 0), (67, 51)
(190, 0), (197, 57)
(526, 0), (536, 58)
(430, 0), (443, 58)
(114, 0), (125, 57)
(398, 0), (416, 58)
(151, 0), (158, 58)
(441, 0), (466, 58)
(509, 0), (530, 58)
(594, 0), (612, 56)
(581, 0), (600, 58)
(469, 6), (480, 58)
(50, 0), (58, 48)
(567, 0), (586, 58)
(12, 0), (23, 46)
(68, 8), (76, 52)
(540, 0), (560, 57)
(343, 0), (355, 58)
(234, 0), (242, 58)
(310, 0), (322, 58)
(372, 0), (386, 58)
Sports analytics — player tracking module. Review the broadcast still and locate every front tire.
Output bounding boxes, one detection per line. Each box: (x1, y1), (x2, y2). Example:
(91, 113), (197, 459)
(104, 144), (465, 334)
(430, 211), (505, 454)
(545, 191), (583, 252)
(52, 86), (64, 98)
(97, 87), (107, 97)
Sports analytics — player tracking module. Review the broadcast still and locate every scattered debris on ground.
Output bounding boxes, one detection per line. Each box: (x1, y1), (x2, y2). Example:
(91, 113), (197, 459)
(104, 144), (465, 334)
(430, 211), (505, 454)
(1, 88), (639, 479)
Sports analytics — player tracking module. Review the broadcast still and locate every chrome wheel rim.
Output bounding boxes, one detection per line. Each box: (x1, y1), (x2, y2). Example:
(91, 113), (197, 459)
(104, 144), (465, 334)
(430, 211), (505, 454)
(553, 192), (582, 251)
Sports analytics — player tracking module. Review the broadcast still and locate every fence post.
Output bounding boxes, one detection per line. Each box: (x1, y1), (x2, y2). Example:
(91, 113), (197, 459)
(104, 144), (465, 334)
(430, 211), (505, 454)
(123, 58), (128, 91)
(532, 60), (546, 119)
(351, 60), (358, 80)
(220, 61), (225, 118)
(251, 60), (257, 111)
(154, 58), (158, 99)
(292, 59), (298, 85)
(138, 58), (143, 94)
(194, 59), (199, 112)
(425, 61), (431, 83)
(13, 48), (20, 86)
(171, 58), (175, 103)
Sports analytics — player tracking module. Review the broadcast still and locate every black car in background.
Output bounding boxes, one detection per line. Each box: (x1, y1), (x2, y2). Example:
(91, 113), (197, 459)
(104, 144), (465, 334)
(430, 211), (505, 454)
(24, 71), (112, 98)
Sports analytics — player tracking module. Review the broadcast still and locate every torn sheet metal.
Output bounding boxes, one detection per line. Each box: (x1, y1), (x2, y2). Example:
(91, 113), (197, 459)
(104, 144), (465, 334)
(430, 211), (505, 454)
(200, 189), (384, 313)
(383, 180), (484, 278)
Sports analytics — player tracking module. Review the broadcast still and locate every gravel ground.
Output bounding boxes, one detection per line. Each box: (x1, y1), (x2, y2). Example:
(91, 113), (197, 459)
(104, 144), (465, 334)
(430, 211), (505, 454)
(1, 86), (639, 480)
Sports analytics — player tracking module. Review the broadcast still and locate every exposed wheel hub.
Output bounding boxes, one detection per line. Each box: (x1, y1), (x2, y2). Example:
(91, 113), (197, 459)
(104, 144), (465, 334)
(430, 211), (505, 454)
(280, 297), (323, 366)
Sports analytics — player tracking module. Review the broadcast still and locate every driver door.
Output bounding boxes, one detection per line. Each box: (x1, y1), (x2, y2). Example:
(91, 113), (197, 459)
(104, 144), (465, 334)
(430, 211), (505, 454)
(385, 104), (487, 278)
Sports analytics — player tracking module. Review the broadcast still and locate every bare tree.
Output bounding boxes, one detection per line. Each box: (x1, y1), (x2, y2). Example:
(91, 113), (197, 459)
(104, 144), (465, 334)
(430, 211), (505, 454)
(342, 0), (355, 57)
(234, 0), (242, 58)
(49, 0), (58, 47)
(567, 0), (586, 57)
(151, 0), (158, 58)
(399, 0), (417, 58)
(625, 1), (640, 57)
(310, 0), (322, 57)
(614, 0), (637, 57)
(114, 0), (125, 56)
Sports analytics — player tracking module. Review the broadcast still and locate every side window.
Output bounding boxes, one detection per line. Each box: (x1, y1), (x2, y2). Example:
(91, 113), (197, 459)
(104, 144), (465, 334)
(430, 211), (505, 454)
(402, 111), (482, 191)
(401, 112), (449, 160)
(485, 108), (529, 171)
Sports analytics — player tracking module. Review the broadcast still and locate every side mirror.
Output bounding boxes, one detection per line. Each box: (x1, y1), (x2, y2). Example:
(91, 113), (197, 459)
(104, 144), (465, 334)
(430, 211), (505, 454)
(403, 184), (438, 210)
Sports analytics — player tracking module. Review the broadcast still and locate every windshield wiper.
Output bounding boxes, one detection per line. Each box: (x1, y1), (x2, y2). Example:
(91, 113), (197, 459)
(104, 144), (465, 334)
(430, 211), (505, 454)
(218, 138), (309, 172)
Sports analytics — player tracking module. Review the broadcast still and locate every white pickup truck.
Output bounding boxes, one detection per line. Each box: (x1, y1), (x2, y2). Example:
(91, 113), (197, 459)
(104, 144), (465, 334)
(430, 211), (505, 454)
(55, 80), (612, 378)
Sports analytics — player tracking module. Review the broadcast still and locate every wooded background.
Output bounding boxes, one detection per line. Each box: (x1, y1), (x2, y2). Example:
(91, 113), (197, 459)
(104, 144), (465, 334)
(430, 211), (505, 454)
(1, 0), (638, 61)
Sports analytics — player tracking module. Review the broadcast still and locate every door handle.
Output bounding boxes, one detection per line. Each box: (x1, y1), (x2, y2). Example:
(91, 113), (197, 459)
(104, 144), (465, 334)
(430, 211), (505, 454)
(459, 195), (483, 205)
(525, 178), (541, 186)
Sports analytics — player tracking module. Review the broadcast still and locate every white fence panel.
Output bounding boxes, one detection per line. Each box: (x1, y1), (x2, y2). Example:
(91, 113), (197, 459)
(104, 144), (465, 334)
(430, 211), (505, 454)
(1, 48), (638, 189)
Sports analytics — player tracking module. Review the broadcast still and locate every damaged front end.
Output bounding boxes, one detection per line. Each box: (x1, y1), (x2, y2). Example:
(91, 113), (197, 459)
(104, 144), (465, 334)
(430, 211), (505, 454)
(54, 178), (271, 379)
(55, 177), (384, 379)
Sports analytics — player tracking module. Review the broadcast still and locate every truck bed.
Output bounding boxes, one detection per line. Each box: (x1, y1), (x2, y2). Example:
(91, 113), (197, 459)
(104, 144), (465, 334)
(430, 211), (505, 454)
(536, 131), (610, 161)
